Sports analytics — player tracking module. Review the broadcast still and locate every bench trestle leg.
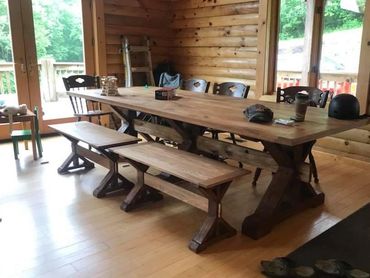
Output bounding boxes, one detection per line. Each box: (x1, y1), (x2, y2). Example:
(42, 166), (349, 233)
(121, 167), (163, 212)
(57, 142), (95, 174)
(189, 183), (236, 253)
(93, 153), (134, 198)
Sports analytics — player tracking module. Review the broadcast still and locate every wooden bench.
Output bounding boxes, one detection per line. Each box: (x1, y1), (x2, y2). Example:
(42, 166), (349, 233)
(111, 142), (247, 253)
(49, 121), (140, 197)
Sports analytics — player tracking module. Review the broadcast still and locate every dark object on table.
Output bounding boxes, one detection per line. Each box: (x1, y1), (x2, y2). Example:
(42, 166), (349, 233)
(155, 87), (176, 100)
(328, 94), (360, 120)
(287, 203), (370, 272)
(244, 104), (274, 123)
(292, 91), (309, 122)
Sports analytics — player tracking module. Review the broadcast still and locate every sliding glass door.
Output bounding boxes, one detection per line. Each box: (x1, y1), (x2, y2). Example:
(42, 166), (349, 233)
(0, 0), (18, 107)
(32, 0), (85, 121)
(275, 0), (367, 99)
(319, 0), (366, 96)
(0, 0), (88, 139)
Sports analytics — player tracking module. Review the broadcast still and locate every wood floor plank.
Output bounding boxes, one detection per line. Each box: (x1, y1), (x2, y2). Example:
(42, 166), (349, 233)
(1, 136), (370, 277)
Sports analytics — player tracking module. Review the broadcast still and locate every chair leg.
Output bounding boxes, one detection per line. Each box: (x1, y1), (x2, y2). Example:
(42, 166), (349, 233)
(12, 139), (19, 160)
(230, 133), (237, 145)
(252, 168), (262, 187)
(36, 135), (43, 158)
(309, 151), (319, 183)
(110, 114), (118, 130)
(230, 133), (243, 168)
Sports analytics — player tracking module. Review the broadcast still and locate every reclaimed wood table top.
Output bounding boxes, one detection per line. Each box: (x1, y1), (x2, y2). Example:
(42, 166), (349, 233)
(67, 87), (369, 146)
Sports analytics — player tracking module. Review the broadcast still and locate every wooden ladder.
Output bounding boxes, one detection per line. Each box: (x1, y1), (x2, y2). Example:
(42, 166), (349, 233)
(121, 36), (155, 87)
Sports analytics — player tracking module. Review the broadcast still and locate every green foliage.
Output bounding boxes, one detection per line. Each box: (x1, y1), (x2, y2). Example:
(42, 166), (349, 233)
(279, 0), (307, 40)
(323, 0), (364, 32)
(0, 0), (12, 62)
(0, 0), (83, 63)
(279, 0), (364, 40)
(33, 0), (83, 62)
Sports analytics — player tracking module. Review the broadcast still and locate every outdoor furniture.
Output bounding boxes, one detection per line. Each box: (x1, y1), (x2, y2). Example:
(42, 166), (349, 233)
(112, 142), (247, 253)
(49, 121), (140, 197)
(0, 108), (38, 160)
(63, 75), (117, 128)
(11, 106), (42, 160)
(66, 87), (369, 240)
(252, 86), (330, 186)
(181, 78), (210, 93)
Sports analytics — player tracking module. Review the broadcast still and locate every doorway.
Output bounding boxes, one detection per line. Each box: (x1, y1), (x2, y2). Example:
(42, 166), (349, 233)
(0, 0), (89, 139)
(275, 0), (366, 98)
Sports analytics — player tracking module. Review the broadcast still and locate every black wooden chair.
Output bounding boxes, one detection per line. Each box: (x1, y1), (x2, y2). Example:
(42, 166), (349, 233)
(211, 82), (250, 168)
(213, 82), (250, 98)
(211, 82), (250, 143)
(63, 75), (117, 128)
(277, 86), (329, 108)
(252, 86), (329, 186)
(181, 78), (210, 93)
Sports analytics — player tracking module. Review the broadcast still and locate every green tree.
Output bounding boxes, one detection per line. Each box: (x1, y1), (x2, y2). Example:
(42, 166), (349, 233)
(279, 0), (364, 40)
(0, 0), (12, 62)
(33, 0), (83, 62)
(0, 0), (83, 63)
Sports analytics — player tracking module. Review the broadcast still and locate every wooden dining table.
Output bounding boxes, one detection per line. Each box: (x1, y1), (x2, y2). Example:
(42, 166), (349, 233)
(0, 109), (38, 160)
(67, 87), (369, 239)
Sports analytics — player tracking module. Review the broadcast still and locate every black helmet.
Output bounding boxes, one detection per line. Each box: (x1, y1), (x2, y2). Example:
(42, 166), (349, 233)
(328, 94), (360, 120)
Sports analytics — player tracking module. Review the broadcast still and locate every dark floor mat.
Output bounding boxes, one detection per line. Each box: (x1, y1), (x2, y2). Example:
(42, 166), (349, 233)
(287, 203), (370, 271)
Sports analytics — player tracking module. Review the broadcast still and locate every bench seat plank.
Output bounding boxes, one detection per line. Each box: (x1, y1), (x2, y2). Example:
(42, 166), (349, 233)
(49, 121), (140, 149)
(111, 142), (247, 188)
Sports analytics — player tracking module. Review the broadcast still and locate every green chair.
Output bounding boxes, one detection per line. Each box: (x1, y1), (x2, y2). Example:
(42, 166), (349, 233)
(11, 106), (43, 160)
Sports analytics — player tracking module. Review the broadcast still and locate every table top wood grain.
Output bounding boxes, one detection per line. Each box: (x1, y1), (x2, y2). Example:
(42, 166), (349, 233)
(67, 87), (369, 146)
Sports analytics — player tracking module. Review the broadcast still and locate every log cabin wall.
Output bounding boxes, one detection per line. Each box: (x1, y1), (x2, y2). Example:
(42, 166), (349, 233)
(99, 0), (370, 161)
(103, 0), (173, 85)
(316, 125), (370, 162)
(168, 0), (259, 96)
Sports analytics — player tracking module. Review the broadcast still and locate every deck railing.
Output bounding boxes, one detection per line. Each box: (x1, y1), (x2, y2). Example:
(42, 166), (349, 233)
(276, 71), (358, 96)
(1, 63), (358, 98)
(0, 60), (84, 101)
(0, 63), (16, 95)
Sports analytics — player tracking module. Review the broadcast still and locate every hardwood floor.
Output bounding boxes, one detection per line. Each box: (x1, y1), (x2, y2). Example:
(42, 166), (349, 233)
(1, 136), (370, 277)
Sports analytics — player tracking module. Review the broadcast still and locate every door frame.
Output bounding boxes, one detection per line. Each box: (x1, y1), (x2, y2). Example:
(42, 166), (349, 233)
(0, 0), (95, 139)
(261, 0), (370, 115)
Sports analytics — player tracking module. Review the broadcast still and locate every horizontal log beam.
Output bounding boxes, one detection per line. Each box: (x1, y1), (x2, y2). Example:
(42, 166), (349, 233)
(172, 2), (259, 19)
